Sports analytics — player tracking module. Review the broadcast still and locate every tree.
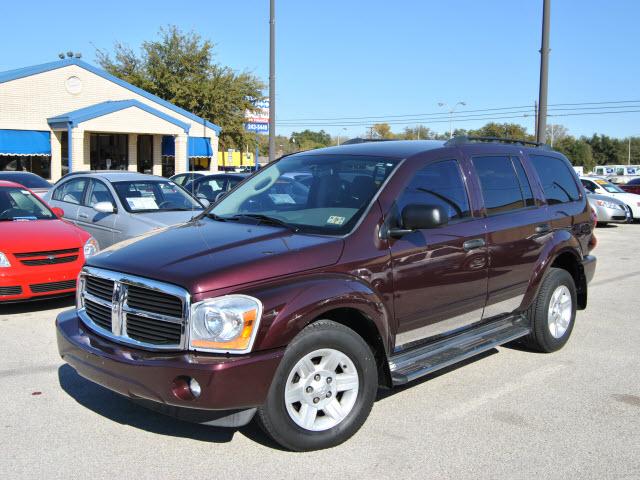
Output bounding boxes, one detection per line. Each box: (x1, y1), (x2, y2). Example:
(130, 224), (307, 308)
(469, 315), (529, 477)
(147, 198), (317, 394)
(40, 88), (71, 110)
(468, 122), (533, 140)
(96, 26), (265, 150)
(585, 134), (619, 165)
(545, 124), (569, 146)
(290, 130), (332, 150)
(371, 123), (395, 139)
(554, 137), (595, 172)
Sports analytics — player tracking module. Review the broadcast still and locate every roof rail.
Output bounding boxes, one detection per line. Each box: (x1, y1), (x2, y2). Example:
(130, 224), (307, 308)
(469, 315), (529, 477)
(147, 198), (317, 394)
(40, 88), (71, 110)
(444, 135), (550, 149)
(341, 137), (394, 145)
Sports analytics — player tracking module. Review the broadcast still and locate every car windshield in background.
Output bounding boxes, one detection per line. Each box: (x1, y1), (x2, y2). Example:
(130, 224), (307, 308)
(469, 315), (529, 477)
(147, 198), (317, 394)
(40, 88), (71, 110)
(211, 154), (399, 235)
(594, 179), (625, 193)
(0, 173), (51, 189)
(0, 187), (55, 221)
(112, 181), (203, 213)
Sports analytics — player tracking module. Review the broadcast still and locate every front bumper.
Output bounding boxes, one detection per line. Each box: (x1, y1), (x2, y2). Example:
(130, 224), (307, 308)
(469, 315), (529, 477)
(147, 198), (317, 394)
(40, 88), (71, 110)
(56, 309), (284, 424)
(593, 204), (631, 224)
(0, 264), (79, 301)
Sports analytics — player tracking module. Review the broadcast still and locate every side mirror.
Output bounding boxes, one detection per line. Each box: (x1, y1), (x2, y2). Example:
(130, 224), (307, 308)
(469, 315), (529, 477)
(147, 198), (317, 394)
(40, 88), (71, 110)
(93, 202), (115, 214)
(51, 207), (64, 218)
(389, 204), (448, 237)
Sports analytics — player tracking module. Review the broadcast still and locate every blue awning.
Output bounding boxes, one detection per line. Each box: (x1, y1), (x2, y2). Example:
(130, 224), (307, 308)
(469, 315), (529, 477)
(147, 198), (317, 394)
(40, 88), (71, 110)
(0, 129), (51, 156)
(162, 136), (212, 158)
(188, 137), (213, 158)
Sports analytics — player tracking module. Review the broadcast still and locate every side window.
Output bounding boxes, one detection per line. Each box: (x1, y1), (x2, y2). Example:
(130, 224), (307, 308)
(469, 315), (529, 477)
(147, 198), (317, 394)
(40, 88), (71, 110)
(196, 178), (227, 197)
(472, 156), (526, 215)
(511, 156), (535, 207)
(529, 154), (581, 205)
(397, 159), (471, 221)
(87, 180), (116, 207)
(52, 178), (88, 205)
(580, 179), (596, 193)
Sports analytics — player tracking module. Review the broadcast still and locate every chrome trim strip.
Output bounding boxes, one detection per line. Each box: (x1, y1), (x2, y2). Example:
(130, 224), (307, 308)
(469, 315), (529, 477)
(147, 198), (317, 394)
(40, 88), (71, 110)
(78, 266), (190, 352)
(395, 306), (485, 348)
(122, 305), (183, 324)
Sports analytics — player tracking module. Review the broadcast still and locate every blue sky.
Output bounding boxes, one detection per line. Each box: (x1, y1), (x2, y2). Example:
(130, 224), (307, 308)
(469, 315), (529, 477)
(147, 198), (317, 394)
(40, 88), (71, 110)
(2, 0), (639, 139)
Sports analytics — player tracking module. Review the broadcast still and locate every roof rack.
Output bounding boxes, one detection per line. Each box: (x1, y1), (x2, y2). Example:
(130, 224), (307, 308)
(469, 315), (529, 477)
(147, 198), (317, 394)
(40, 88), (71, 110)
(444, 135), (550, 149)
(341, 137), (394, 145)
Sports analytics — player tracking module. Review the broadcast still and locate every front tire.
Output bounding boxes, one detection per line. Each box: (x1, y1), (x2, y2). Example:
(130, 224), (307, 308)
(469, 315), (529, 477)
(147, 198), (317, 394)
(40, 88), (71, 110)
(523, 268), (577, 352)
(257, 320), (377, 451)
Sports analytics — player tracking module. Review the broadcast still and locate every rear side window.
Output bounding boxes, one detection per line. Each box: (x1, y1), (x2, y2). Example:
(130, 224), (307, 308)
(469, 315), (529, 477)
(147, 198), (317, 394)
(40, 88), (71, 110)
(529, 155), (581, 204)
(397, 159), (470, 221)
(473, 156), (531, 215)
(53, 178), (87, 205)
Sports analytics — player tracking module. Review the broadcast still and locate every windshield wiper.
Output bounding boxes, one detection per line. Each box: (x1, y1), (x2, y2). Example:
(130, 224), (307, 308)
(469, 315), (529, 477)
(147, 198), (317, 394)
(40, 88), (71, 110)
(205, 212), (228, 222)
(230, 214), (299, 232)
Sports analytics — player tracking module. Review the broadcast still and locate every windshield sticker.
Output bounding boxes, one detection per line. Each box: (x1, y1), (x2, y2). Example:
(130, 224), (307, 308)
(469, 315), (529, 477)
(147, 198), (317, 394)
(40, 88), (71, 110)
(595, 180), (608, 185)
(327, 215), (346, 225)
(268, 193), (296, 205)
(21, 190), (31, 195)
(13, 216), (37, 221)
(126, 197), (159, 210)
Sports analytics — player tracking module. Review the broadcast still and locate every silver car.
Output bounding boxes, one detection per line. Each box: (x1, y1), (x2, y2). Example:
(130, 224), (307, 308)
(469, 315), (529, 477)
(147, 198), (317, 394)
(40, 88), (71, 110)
(586, 192), (631, 226)
(43, 172), (204, 249)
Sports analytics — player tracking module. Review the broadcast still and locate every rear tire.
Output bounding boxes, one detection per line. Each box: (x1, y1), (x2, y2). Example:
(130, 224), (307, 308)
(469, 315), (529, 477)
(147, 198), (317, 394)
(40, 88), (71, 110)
(523, 268), (577, 353)
(257, 320), (377, 451)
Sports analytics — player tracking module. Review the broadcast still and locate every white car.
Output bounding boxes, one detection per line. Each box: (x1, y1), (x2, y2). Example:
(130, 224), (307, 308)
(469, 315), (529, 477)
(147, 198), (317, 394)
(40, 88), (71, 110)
(580, 176), (640, 220)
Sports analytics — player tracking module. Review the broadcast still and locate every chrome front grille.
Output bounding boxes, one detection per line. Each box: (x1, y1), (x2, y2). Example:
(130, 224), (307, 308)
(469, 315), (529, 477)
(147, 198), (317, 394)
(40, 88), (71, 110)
(78, 267), (190, 350)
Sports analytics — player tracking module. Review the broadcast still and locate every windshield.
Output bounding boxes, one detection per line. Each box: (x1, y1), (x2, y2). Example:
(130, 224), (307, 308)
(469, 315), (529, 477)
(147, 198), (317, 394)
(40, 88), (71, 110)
(0, 173), (51, 189)
(0, 187), (55, 221)
(112, 180), (204, 213)
(210, 154), (399, 235)
(593, 178), (625, 193)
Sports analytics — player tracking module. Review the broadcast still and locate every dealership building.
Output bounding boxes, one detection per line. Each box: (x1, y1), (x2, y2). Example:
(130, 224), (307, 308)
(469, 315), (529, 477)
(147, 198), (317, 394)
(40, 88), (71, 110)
(0, 58), (220, 181)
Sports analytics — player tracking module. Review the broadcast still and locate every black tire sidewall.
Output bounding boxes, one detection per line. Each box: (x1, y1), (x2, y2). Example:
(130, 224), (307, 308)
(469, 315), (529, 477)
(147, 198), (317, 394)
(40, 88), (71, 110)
(259, 321), (377, 451)
(532, 268), (577, 352)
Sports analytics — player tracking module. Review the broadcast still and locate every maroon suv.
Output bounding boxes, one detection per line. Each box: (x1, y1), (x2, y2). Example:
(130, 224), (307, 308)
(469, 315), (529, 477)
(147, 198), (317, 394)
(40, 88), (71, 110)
(56, 137), (596, 451)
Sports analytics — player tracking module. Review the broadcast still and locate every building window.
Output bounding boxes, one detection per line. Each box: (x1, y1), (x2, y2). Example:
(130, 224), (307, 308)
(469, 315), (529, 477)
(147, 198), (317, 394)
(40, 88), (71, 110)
(61, 131), (69, 177)
(0, 155), (51, 179)
(137, 135), (153, 174)
(90, 134), (128, 170)
(162, 156), (175, 177)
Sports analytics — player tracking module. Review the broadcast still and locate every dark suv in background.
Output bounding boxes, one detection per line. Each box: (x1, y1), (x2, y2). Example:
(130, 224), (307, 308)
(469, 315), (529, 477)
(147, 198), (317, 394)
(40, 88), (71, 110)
(56, 137), (596, 451)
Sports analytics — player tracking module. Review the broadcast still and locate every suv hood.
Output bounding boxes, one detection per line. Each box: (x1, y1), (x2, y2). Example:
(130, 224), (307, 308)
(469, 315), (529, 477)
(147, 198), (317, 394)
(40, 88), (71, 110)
(88, 218), (345, 294)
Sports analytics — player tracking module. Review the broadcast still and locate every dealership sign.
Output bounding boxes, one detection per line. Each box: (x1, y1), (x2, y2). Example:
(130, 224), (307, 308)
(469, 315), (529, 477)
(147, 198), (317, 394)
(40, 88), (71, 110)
(245, 99), (269, 134)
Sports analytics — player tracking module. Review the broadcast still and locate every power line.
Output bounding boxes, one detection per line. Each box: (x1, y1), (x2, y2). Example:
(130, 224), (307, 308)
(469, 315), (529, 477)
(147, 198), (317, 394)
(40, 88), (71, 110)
(276, 99), (640, 125)
(276, 108), (640, 128)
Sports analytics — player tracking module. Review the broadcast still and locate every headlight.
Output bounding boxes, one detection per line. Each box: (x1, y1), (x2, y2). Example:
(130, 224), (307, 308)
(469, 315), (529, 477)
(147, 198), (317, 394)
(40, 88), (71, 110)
(0, 252), (10, 268)
(83, 237), (99, 258)
(190, 295), (262, 353)
(596, 200), (621, 209)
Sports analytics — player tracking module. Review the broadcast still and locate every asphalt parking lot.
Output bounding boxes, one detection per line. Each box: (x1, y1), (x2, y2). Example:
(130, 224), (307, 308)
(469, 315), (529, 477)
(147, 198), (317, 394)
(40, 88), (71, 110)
(1, 224), (639, 480)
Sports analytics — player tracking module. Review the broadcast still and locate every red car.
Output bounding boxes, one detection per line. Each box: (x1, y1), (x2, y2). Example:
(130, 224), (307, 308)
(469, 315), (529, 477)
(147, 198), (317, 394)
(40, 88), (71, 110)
(620, 177), (640, 195)
(0, 180), (99, 302)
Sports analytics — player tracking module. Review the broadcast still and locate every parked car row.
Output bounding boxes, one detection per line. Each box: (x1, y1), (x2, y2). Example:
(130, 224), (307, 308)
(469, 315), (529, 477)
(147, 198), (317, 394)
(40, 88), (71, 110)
(580, 176), (640, 226)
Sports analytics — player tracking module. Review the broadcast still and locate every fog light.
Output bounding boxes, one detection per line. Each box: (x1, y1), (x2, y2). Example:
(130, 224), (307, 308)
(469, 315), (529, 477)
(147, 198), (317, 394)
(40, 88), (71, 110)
(189, 378), (201, 398)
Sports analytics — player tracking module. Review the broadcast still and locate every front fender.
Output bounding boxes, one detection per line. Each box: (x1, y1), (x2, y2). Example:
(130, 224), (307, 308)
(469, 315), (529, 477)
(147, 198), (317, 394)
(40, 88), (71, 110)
(521, 229), (582, 310)
(245, 273), (392, 355)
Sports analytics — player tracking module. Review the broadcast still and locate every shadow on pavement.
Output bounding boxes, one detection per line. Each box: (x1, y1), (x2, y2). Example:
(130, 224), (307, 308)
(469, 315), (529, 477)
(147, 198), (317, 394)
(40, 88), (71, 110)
(57, 364), (282, 449)
(1, 295), (74, 315)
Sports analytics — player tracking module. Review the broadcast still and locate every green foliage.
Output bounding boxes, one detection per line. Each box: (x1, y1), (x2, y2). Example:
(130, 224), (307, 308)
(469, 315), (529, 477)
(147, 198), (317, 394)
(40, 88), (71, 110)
(96, 26), (265, 150)
(554, 137), (595, 171)
(371, 123), (396, 139)
(467, 122), (533, 140)
(290, 129), (332, 150)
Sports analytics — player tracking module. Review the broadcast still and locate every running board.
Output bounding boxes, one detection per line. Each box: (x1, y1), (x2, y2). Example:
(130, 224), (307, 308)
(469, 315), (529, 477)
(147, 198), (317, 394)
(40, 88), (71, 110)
(389, 315), (530, 385)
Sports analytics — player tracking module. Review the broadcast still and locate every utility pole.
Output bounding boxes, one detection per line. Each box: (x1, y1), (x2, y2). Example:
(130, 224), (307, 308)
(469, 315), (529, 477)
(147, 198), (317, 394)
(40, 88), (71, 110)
(629, 138), (632, 165)
(534, 101), (538, 139)
(268, 0), (276, 162)
(536, 0), (551, 144)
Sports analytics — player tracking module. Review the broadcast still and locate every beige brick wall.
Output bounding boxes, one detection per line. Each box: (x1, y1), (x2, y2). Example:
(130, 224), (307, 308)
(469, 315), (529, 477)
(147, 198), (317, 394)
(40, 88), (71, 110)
(0, 63), (218, 146)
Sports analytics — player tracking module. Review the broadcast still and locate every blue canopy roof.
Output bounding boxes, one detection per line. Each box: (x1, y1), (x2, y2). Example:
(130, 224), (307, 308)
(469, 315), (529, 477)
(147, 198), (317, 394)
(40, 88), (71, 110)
(0, 130), (51, 156)
(162, 136), (213, 158)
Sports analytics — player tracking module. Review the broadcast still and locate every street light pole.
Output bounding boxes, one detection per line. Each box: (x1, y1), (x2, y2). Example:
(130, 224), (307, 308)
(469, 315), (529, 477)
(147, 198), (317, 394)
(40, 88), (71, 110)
(268, 0), (276, 162)
(438, 101), (466, 138)
(536, 0), (551, 144)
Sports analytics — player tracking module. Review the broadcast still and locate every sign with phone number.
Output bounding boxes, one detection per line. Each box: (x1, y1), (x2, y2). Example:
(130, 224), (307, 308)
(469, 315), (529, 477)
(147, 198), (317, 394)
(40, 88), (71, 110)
(245, 122), (269, 133)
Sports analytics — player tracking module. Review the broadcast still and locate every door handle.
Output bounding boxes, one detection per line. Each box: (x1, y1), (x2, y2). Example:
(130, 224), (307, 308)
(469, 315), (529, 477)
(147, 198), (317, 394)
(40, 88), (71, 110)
(463, 238), (485, 251)
(535, 223), (551, 234)
(78, 213), (89, 219)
